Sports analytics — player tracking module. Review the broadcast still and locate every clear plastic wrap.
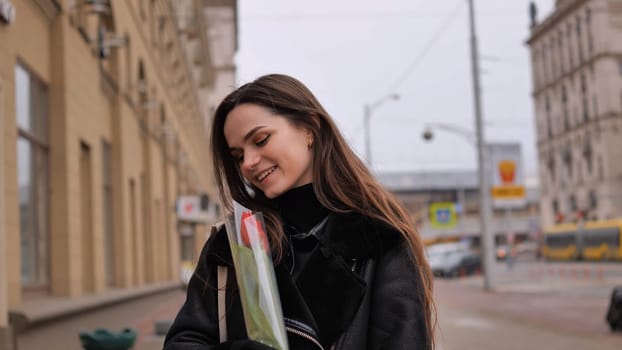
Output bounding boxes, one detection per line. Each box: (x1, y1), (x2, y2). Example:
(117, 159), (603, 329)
(223, 202), (289, 350)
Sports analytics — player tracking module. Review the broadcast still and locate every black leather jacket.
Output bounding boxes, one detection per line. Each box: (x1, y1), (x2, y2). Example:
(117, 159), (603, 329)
(164, 213), (430, 350)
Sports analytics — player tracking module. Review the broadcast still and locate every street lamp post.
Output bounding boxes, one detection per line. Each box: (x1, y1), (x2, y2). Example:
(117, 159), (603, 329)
(422, 123), (476, 144)
(467, 0), (495, 291)
(363, 93), (400, 169)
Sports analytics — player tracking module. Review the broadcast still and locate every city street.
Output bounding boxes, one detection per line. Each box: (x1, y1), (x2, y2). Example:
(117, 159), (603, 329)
(435, 259), (622, 350)
(436, 293), (622, 350)
(14, 260), (622, 350)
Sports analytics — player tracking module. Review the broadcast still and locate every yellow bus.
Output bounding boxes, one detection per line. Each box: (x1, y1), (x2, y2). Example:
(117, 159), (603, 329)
(542, 219), (622, 261)
(581, 219), (622, 260)
(542, 223), (579, 261)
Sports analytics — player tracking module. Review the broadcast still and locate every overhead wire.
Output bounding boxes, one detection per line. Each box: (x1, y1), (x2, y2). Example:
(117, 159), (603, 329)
(386, 0), (465, 94)
(349, 1), (465, 145)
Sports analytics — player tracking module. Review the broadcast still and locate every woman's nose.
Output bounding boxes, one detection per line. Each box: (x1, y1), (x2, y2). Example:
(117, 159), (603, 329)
(241, 151), (260, 173)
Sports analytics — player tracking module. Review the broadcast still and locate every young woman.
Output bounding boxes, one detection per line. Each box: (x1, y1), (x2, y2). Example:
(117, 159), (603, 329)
(164, 74), (436, 350)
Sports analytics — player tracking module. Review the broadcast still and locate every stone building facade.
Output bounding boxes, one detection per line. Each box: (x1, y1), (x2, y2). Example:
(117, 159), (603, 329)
(0, 0), (237, 347)
(527, 0), (622, 228)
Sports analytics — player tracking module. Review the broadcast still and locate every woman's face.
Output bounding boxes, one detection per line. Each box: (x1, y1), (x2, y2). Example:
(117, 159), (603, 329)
(224, 103), (314, 199)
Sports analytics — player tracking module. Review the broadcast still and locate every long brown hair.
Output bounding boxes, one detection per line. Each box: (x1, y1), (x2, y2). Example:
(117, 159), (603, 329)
(211, 74), (436, 347)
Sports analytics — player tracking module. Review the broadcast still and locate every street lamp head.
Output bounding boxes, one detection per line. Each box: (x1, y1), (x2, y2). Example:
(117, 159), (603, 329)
(422, 128), (434, 141)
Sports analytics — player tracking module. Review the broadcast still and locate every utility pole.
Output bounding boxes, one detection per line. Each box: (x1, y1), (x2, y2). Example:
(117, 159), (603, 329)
(468, 0), (495, 291)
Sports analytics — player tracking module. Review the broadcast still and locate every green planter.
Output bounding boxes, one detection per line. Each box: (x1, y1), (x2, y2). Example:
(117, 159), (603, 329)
(78, 328), (137, 350)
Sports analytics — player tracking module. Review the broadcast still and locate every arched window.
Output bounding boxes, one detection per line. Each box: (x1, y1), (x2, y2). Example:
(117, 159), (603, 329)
(586, 7), (594, 54)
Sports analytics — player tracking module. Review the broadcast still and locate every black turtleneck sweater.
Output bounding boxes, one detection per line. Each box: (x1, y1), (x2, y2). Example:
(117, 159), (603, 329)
(272, 183), (330, 278)
(273, 183), (330, 233)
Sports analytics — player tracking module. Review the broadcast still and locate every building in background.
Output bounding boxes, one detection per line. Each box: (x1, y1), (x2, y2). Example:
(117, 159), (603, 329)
(377, 169), (540, 247)
(0, 0), (237, 346)
(527, 0), (622, 228)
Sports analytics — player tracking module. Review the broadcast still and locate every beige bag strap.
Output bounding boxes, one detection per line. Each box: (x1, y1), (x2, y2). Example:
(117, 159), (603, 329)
(217, 265), (228, 342)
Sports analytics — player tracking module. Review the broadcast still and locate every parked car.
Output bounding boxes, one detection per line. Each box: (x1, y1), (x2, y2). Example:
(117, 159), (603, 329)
(496, 241), (540, 261)
(426, 243), (482, 278)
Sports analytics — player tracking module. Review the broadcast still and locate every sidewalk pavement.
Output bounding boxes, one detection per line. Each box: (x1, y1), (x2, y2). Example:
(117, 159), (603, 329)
(17, 288), (186, 350)
(436, 274), (622, 336)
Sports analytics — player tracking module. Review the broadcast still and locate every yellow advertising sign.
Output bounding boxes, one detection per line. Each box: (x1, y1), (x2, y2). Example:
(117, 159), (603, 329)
(491, 185), (526, 199)
(429, 202), (457, 229)
(488, 143), (526, 207)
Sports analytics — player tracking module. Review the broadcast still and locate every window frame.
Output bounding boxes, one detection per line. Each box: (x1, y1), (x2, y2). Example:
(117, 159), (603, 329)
(15, 62), (51, 292)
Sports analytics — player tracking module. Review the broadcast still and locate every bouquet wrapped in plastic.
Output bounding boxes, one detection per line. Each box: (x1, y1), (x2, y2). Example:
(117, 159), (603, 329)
(224, 202), (289, 350)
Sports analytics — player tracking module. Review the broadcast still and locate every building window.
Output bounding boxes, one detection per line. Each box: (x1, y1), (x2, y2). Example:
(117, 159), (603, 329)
(577, 160), (583, 183)
(570, 195), (577, 212)
(102, 140), (115, 286)
(581, 74), (588, 122)
(562, 85), (569, 131)
(533, 49), (541, 88)
(548, 154), (555, 183)
(576, 16), (584, 63)
(129, 178), (139, 285)
(16, 63), (49, 287)
(558, 30), (564, 73)
(589, 190), (597, 209)
(552, 198), (559, 215)
(80, 141), (94, 292)
(583, 136), (593, 175)
(545, 95), (553, 137)
(586, 7), (593, 54)
(542, 46), (549, 83)
(550, 37), (556, 78)
(550, 38), (556, 79)
(567, 23), (574, 68)
(563, 147), (573, 179)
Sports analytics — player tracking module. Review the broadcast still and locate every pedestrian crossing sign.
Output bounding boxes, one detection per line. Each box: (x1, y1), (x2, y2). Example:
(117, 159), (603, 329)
(429, 202), (457, 229)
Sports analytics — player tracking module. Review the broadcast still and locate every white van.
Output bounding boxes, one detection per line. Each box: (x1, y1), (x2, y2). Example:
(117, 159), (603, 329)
(425, 242), (481, 278)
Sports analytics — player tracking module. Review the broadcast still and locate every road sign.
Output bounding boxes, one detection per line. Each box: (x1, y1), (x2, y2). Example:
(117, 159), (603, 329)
(429, 202), (457, 229)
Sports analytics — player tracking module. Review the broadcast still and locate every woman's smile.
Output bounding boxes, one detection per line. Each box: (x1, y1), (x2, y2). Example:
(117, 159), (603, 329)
(257, 166), (277, 183)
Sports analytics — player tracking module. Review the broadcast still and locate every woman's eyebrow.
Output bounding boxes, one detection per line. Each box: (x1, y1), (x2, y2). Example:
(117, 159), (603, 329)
(229, 125), (267, 152)
(243, 125), (267, 142)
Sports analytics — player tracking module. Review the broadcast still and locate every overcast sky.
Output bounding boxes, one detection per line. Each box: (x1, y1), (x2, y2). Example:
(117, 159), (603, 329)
(235, 0), (555, 178)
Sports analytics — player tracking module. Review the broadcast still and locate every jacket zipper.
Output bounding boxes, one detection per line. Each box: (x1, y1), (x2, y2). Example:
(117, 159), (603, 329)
(285, 326), (325, 350)
(284, 318), (324, 350)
